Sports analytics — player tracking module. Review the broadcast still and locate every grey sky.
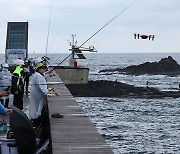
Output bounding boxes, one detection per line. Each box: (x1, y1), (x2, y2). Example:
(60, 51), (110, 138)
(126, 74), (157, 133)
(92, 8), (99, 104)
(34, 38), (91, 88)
(0, 0), (180, 54)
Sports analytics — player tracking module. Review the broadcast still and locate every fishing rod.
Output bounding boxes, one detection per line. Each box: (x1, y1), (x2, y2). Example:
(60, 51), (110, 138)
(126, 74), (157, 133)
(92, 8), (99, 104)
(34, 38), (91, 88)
(79, 0), (138, 48)
(45, 0), (53, 54)
(51, 0), (138, 69)
(49, 53), (72, 73)
(0, 82), (63, 89)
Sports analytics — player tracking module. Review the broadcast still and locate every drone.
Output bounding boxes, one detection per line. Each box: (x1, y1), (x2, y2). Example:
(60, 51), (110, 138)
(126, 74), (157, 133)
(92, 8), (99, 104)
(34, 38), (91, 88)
(134, 33), (155, 41)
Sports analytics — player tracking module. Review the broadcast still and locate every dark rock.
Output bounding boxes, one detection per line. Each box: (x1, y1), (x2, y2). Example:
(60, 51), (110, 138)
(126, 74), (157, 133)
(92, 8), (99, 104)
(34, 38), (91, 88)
(66, 80), (180, 98)
(99, 56), (180, 75)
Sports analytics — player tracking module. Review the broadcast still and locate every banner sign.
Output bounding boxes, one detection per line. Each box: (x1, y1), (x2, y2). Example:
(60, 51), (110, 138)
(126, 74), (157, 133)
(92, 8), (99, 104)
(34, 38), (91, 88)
(5, 49), (27, 65)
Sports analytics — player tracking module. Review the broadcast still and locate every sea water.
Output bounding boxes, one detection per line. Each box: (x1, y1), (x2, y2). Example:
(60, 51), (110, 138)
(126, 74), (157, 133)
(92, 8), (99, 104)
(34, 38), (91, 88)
(3, 53), (180, 153)
(45, 53), (180, 153)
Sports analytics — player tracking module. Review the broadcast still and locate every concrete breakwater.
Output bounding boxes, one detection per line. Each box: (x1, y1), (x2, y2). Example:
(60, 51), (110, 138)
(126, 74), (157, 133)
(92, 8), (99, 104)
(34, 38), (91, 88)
(46, 76), (114, 154)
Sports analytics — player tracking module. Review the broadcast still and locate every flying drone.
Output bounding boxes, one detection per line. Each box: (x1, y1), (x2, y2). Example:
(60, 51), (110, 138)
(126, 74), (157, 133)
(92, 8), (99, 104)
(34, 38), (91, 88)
(134, 33), (155, 41)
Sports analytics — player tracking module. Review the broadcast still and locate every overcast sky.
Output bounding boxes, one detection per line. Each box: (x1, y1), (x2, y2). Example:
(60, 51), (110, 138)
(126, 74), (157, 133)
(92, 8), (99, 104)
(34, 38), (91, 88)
(0, 0), (180, 54)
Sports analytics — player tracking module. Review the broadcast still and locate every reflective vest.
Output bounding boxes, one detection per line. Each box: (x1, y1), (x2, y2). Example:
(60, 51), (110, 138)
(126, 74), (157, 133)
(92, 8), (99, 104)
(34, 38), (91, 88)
(13, 65), (23, 87)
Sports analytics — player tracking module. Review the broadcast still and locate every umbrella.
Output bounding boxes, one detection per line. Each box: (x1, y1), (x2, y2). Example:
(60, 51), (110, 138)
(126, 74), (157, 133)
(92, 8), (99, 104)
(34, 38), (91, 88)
(10, 105), (37, 154)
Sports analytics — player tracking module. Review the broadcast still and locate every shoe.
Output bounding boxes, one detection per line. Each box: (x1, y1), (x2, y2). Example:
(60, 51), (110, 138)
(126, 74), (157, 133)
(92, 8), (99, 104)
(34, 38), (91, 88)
(51, 113), (63, 118)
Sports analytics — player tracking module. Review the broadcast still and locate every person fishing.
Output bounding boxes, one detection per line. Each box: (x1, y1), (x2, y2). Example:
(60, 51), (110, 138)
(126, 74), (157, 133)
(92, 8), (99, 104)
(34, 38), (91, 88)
(0, 63), (12, 108)
(29, 62), (49, 127)
(11, 59), (25, 110)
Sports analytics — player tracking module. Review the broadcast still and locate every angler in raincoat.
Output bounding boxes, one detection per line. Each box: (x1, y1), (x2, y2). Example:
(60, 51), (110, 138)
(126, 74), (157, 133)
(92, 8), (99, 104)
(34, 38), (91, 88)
(0, 63), (12, 107)
(29, 62), (48, 126)
(11, 59), (25, 110)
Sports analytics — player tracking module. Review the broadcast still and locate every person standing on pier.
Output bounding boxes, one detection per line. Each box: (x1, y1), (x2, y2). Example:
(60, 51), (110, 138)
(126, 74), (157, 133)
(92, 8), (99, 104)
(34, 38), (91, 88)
(11, 59), (25, 110)
(23, 59), (31, 95)
(29, 62), (48, 126)
(0, 63), (12, 107)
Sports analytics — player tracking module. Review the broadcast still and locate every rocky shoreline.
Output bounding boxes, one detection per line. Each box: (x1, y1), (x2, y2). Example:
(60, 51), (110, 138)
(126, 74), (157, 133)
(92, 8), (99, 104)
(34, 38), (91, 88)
(99, 56), (180, 75)
(66, 56), (180, 98)
(66, 80), (180, 98)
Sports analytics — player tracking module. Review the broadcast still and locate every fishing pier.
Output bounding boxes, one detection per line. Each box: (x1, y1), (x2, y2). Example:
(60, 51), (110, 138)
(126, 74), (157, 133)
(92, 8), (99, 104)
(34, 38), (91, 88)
(42, 75), (113, 153)
(1, 75), (113, 153)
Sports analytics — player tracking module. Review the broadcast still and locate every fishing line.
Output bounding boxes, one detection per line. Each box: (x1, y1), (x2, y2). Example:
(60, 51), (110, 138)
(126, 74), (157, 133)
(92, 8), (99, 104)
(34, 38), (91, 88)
(51, 0), (138, 69)
(45, 0), (53, 53)
(49, 53), (72, 73)
(0, 82), (63, 88)
(47, 33), (59, 52)
(79, 0), (138, 48)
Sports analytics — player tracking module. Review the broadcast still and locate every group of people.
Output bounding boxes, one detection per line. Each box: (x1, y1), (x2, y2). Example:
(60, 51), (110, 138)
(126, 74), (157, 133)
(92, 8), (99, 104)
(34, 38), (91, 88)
(0, 56), (55, 126)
